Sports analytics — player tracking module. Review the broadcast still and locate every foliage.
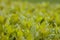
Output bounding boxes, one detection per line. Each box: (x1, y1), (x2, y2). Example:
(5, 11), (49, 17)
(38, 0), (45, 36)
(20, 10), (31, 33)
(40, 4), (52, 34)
(0, 0), (60, 40)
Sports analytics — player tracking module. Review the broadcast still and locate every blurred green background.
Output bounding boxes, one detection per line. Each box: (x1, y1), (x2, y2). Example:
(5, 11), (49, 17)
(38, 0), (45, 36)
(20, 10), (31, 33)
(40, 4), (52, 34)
(11, 0), (60, 3)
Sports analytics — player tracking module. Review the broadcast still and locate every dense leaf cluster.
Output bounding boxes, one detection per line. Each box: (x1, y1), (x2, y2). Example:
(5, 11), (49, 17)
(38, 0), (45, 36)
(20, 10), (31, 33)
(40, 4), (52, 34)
(0, 0), (60, 40)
